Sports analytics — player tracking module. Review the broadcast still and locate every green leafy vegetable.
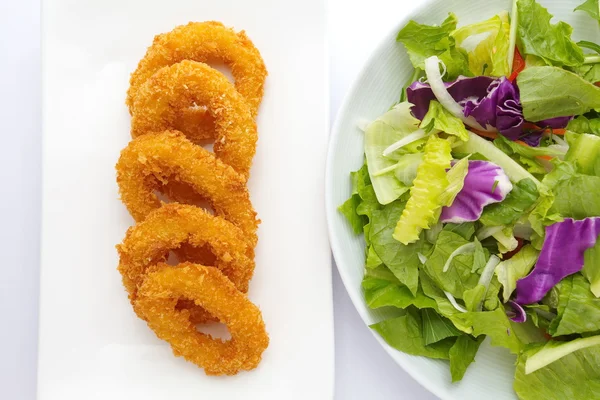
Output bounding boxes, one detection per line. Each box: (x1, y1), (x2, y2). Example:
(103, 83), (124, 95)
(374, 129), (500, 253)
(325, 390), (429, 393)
(517, 66), (600, 121)
(567, 114), (600, 134)
(370, 307), (456, 359)
(443, 222), (476, 241)
(525, 335), (600, 374)
(393, 135), (452, 244)
(396, 13), (470, 81)
(514, 341), (600, 400)
(479, 178), (539, 226)
(339, 195), (365, 234)
(420, 272), (473, 333)
(570, 63), (600, 84)
(495, 134), (566, 161)
(365, 246), (383, 269)
(371, 201), (426, 295)
(575, 0), (600, 23)
(583, 240), (600, 297)
(422, 308), (462, 345)
(391, 153), (423, 187)
(364, 102), (421, 205)
(548, 274), (600, 336)
(495, 245), (539, 301)
(421, 100), (469, 141)
(517, 0), (584, 67)
(423, 231), (485, 298)
(552, 175), (600, 218)
(448, 334), (484, 382)
(455, 307), (523, 354)
(440, 157), (469, 207)
(362, 266), (437, 310)
(454, 131), (540, 185)
(451, 12), (511, 77)
(565, 132), (600, 176)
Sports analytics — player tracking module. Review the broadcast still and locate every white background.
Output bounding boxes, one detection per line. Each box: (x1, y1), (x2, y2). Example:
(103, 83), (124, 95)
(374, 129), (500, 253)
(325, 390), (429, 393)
(0, 0), (435, 398)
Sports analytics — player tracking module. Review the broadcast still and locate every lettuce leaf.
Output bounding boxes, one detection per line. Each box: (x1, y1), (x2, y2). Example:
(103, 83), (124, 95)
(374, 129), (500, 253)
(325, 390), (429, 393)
(548, 274), (600, 336)
(422, 308), (462, 345)
(393, 135), (452, 244)
(339, 194), (365, 234)
(454, 131), (540, 185)
(495, 245), (539, 302)
(583, 239), (600, 297)
(565, 132), (600, 176)
(567, 114), (600, 135)
(396, 13), (470, 81)
(370, 307), (456, 360)
(451, 12), (511, 77)
(420, 100), (469, 141)
(514, 341), (600, 400)
(448, 334), (484, 382)
(364, 102), (421, 205)
(423, 231), (485, 299)
(479, 178), (539, 226)
(517, 0), (584, 67)
(371, 201), (427, 295)
(362, 265), (437, 310)
(552, 176), (600, 218)
(575, 0), (600, 23)
(454, 307), (523, 354)
(517, 66), (600, 121)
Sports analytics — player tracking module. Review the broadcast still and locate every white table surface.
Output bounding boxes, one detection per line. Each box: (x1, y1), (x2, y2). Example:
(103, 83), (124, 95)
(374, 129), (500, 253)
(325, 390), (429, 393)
(0, 0), (436, 398)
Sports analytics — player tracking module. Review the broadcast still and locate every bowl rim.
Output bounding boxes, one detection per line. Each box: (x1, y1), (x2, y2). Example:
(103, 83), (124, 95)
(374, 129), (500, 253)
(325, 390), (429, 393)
(325, 1), (455, 398)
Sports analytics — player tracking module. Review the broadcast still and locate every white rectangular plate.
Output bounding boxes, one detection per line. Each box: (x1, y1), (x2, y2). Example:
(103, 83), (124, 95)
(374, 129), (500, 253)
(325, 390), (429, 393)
(38, 1), (333, 399)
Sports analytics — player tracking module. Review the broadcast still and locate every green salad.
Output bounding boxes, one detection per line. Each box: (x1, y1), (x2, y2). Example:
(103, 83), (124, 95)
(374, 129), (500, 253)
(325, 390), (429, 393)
(339, 1), (600, 398)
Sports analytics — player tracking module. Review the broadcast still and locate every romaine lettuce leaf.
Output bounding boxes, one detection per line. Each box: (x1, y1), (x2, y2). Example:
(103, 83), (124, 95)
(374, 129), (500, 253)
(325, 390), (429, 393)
(362, 265), (437, 310)
(423, 231), (485, 298)
(454, 307), (523, 354)
(495, 245), (539, 301)
(393, 153), (423, 186)
(364, 102), (422, 205)
(552, 176), (600, 218)
(420, 100), (469, 141)
(371, 200), (427, 295)
(517, 0), (584, 67)
(570, 63), (600, 84)
(454, 131), (540, 185)
(479, 178), (539, 226)
(451, 12), (510, 77)
(565, 132), (600, 176)
(567, 114), (600, 134)
(422, 308), (462, 345)
(370, 307), (456, 360)
(583, 239), (600, 297)
(548, 274), (600, 336)
(439, 157), (469, 207)
(514, 340), (600, 400)
(339, 194), (365, 234)
(396, 13), (470, 81)
(517, 66), (600, 121)
(448, 334), (484, 382)
(393, 135), (452, 244)
(575, 0), (600, 23)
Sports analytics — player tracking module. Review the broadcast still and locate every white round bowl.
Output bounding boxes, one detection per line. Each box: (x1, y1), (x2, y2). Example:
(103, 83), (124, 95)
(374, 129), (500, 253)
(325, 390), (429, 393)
(326, 1), (599, 399)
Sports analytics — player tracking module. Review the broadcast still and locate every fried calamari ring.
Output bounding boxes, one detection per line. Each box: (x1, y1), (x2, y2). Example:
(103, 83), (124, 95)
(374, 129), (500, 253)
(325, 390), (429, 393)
(115, 131), (258, 250)
(130, 60), (257, 180)
(117, 203), (254, 303)
(135, 263), (269, 375)
(126, 21), (266, 117)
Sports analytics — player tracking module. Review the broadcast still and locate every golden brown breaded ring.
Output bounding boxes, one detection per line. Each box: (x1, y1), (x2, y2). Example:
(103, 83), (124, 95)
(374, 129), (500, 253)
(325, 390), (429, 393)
(115, 131), (258, 250)
(116, 203), (254, 303)
(130, 60), (257, 180)
(135, 263), (269, 375)
(127, 21), (266, 118)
